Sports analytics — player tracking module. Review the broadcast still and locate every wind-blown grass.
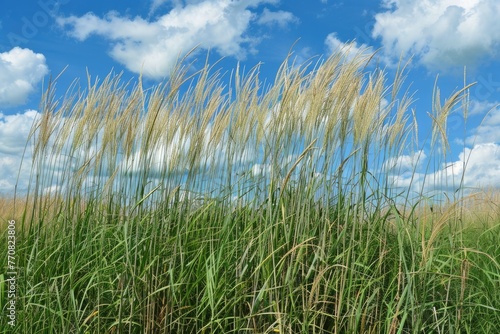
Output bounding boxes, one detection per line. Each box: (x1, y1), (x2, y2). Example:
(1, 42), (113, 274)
(1, 47), (499, 333)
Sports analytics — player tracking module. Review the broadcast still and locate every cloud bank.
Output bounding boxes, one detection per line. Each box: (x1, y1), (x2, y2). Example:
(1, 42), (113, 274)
(388, 142), (500, 195)
(372, 0), (500, 70)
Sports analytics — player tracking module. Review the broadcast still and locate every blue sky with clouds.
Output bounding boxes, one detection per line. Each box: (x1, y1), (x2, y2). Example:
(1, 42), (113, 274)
(1, 0), (500, 195)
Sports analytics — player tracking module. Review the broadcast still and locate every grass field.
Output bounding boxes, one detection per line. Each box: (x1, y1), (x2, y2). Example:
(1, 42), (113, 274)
(1, 49), (499, 333)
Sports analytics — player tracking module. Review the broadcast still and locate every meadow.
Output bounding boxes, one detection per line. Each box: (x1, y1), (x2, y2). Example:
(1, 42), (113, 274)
(1, 48), (499, 333)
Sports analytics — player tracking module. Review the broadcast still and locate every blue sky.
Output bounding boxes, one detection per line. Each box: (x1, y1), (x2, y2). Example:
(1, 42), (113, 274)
(1, 0), (500, 195)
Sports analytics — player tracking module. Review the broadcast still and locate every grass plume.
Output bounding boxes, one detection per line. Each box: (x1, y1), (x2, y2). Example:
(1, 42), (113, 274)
(1, 46), (499, 333)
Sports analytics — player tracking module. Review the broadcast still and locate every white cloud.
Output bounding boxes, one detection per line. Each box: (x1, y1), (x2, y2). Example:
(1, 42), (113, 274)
(150, 0), (174, 14)
(0, 110), (39, 155)
(0, 110), (39, 194)
(0, 48), (49, 107)
(465, 104), (500, 145)
(57, 0), (280, 80)
(384, 150), (427, 173)
(256, 8), (299, 28)
(372, 0), (500, 70)
(324, 32), (371, 61)
(251, 163), (271, 177)
(388, 143), (500, 194)
(468, 99), (499, 116)
(384, 150), (427, 190)
(436, 143), (500, 189)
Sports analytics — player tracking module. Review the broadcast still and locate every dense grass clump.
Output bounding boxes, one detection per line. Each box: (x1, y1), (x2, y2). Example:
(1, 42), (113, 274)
(1, 48), (499, 333)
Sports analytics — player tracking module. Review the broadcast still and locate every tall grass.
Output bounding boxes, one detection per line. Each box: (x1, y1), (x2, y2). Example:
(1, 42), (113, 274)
(1, 47), (499, 333)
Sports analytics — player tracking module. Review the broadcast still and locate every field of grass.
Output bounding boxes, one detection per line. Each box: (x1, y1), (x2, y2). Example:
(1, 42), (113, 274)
(1, 49), (499, 333)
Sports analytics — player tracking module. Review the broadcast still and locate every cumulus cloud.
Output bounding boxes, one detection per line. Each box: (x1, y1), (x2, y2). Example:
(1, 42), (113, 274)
(149, 0), (174, 14)
(0, 110), (39, 194)
(251, 163), (271, 177)
(388, 142), (500, 194)
(0, 47), (49, 107)
(0, 110), (39, 155)
(256, 8), (299, 28)
(57, 0), (281, 80)
(324, 32), (371, 60)
(465, 103), (500, 145)
(384, 150), (427, 189)
(433, 143), (500, 189)
(468, 99), (499, 116)
(384, 150), (427, 173)
(372, 0), (500, 70)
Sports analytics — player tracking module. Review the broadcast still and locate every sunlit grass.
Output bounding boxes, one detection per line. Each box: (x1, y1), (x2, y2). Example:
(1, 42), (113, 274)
(1, 47), (499, 333)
